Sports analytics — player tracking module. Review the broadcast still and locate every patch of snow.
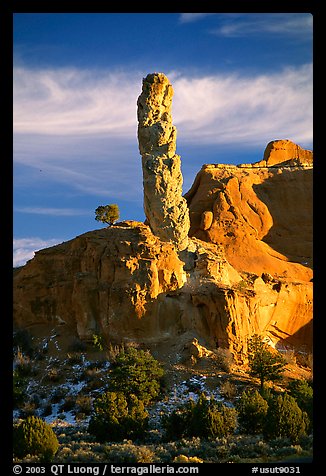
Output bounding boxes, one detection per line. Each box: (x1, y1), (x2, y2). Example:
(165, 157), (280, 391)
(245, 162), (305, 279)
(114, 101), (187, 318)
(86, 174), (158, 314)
(148, 375), (226, 430)
(66, 380), (86, 396)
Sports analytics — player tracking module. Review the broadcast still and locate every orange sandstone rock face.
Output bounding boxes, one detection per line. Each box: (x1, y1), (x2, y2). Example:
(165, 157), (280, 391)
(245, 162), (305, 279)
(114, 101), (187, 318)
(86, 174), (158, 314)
(258, 139), (313, 167)
(185, 140), (313, 281)
(13, 220), (246, 353)
(13, 222), (187, 341)
(184, 139), (313, 351)
(12, 70), (313, 359)
(13, 65), (313, 362)
(13, 139), (313, 358)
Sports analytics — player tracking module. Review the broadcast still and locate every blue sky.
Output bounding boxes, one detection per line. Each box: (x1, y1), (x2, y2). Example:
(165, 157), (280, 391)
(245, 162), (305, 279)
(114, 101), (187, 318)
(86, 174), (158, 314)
(13, 12), (313, 266)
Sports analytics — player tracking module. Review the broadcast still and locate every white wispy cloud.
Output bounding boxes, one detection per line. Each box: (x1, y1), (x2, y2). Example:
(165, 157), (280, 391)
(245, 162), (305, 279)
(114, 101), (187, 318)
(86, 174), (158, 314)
(13, 63), (312, 267)
(211, 13), (312, 38)
(13, 63), (312, 202)
(14, 206), (90, 216)
(14, 64), (313, 146)
(13, 67), (140, 136)
(13, 237), (63, 267)
(179, 13), (216, 24)
(172, 63), (313, 147)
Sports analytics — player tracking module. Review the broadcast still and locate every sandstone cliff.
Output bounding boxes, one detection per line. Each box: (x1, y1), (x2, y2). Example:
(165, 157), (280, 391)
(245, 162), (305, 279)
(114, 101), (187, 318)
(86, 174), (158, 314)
(185, 139), (313, 282)
(13, 73), (313, 360)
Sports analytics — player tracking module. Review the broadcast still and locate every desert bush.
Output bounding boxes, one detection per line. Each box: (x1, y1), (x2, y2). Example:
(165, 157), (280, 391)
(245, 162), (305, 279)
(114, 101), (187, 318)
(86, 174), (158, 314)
(44, 367), (62, 383)
(237, 389), (269, 434)
(14, 349), (35, 377)
(108, 347), (164, 405)
(106, 343), (124, 363)
(13, 328), (34, 357)
(88, 391), (149, 442)
(51, 386), (69, 404)
(66, 352), (84, 365)
(60, 395), (76, 412)
(81, 366), (101, 382)
(104, 443), (156, 463)
(220, 380), (237, 400)
(173, 454), (203, 463)
(263, 394), (309, 443)
(19, 402), (38, 418)
(13, 370), (27, 407)
(232, 435), (270, 458)
(162, 393), (237, 440)
(13, 416), (59, 461)
(75, 395), (93, 415)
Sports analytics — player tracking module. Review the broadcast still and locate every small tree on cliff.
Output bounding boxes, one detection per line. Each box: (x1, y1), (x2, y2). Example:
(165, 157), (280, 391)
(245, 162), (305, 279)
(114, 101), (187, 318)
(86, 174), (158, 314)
(95, 204), (120, 227)
(248, 334), (287, 390)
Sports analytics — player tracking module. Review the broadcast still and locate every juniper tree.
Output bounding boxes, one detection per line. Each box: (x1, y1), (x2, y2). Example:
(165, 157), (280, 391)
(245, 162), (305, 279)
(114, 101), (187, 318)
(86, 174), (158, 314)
(95, 204), (120, 226)
(248, 334), (287, 390)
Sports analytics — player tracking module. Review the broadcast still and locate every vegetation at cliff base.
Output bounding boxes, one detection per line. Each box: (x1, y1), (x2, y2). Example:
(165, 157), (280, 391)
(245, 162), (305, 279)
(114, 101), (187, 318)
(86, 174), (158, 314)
(12, 329), (313, 463)
(13, 416), (59, 461)
(248, 334), (287, 390)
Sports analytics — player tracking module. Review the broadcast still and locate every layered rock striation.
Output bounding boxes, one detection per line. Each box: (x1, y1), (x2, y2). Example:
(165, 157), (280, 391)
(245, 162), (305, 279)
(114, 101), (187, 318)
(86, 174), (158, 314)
(137, 73), (190, 251)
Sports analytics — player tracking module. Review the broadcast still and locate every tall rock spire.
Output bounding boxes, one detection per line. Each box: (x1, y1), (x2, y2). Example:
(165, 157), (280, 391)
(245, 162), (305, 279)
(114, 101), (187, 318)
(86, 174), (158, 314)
(137, 73), (190, 251)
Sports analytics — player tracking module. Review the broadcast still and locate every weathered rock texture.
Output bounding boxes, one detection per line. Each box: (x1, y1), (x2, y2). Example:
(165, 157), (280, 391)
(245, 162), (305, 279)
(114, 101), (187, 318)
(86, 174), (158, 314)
(137, 73), (190, 251)
(185, 139), (313, 281)
(13, 76), (313, 360)
(183, 139), (313, 352)
(255, 139), (313, 167)
(13, 222), (246, 355)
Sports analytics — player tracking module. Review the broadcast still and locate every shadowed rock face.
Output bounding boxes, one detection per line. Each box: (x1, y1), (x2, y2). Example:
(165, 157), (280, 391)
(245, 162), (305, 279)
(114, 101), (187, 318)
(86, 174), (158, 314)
(137, 73), (190, 251)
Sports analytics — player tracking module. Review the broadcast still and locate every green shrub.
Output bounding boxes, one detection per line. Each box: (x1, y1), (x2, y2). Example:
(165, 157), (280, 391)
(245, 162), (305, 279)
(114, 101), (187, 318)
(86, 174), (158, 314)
(88, 391), (149, 442)
(220, 380), (237, 400)
(263, 394), (309, 443)
(108, 347), (164, 405)
(104, 443), (156, 463)
(248, 334), (287, 390)
(237, 389), (269, 434)
(13, 416), (59, 461)
(163, 393), (237, 440)
(287, 379), (313, 429)
(13, 370), (27, 407)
